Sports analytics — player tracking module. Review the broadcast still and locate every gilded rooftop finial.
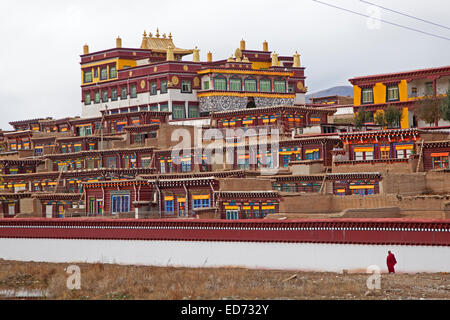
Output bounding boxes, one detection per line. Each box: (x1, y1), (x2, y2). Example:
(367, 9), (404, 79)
(193, 46), (200, 62)
(168, 32), (172, 40)
(166, 45), (175, 61)
(293, 51), (301, 67)
(271, 51), (279, 67)
(143, 30), (147, 37)
(156, 28), (160, 38)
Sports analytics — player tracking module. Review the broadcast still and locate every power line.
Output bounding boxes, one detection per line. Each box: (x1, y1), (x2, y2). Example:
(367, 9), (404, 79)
(360, 0), (450, 31)
(311, 0), (450, 41)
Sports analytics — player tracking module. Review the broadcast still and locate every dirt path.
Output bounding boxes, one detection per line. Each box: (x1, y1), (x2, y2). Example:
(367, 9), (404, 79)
(0, 259), (449, 300)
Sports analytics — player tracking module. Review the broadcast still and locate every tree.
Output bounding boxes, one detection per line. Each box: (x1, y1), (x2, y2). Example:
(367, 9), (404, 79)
(384, 105), (403, 129)
(440, 89), (450, 122)
(374, 110), (386, 127)
(413, 95), (443, 126)
(354, 107), (372, 129)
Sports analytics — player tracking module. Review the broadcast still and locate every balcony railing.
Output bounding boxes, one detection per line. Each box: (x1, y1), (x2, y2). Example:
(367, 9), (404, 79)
(334, 158), (410, 166)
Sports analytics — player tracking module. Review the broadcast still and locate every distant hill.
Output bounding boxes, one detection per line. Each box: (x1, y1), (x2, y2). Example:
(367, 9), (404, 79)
(306, 86), (353, 103)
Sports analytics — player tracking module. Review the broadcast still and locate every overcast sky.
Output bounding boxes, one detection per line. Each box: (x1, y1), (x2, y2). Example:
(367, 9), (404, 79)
(0, 0), (449, 130)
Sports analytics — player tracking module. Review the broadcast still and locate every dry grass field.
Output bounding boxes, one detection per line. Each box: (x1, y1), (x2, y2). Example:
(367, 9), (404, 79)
(0, 259), (449, 300)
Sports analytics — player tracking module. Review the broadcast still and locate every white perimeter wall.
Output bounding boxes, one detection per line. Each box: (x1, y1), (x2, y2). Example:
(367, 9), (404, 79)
(0, 239), (449, 273)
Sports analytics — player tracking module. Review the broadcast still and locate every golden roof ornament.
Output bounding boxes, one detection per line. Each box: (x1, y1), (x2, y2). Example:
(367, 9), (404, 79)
(293, 51), (301, 67)
(235, 48), (242, 59)
(143, 30), (147, 37)
(166, 45), (175, 61)
(240, 39), (246, 51)
(83, 44), (89, 55)
(140, 29), (193, 56)
(263, 40), (269, 52)
(193, 46), (200, 62)
(116, 36), (122, 48)
(207, 51), (213, 62)
(271, 51), (279, 67)
(242, 55), (250, 63)
(227, 55), (235, 62)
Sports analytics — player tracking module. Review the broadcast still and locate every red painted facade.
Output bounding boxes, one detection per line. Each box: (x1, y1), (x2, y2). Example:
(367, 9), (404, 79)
(0, 218), (449, 246)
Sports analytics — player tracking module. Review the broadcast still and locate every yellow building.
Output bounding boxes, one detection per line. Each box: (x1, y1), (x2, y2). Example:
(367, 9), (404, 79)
(349, 66), (450, 128)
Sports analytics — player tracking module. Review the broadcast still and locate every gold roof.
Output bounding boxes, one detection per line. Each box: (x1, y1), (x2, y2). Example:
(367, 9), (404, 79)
(140, 29), (193, 56)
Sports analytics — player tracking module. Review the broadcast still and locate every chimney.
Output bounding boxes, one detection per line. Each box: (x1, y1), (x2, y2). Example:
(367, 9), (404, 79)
(240, 39), (246, 51)
(83, 44), (89, 55)
(263, 40), (268, 52)
(116, 36), (122, 48)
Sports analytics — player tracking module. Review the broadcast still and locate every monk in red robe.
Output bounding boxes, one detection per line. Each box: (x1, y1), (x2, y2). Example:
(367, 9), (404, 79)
(387, 251), (397, 273)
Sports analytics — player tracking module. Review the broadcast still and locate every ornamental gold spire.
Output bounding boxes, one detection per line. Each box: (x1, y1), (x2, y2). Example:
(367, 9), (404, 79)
(83, 44), (89, 54)
(156, 28), (160, 38)
(116, 36), (122, 48)
(207, 51), (213, 62)
(193, 46), (200, 62)
(271, 51), (279, 67)
(293, 51), (301, 67)
(263, 40), (269, 52)
(166, 45), (175, 61)
(240, 39), (246, 51)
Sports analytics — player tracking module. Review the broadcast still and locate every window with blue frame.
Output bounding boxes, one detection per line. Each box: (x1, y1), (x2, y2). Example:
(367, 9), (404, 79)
(282, 155), (291, 167)
(351, 189), (365, 196)
(181, 159), (192, 172)
(106, 157), (116, 168)
(193, 198), (210, 209)
(165, 200), (174, 213)
(111, 194), (130, 214)
(305, 149), (320, 160)
(238, 156), (250, 170)
(226, 210), (239, 220)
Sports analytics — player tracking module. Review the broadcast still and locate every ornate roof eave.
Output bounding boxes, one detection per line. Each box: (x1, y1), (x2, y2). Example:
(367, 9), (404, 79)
(211, 105), (336, 118)
(349, 65), (450, 85)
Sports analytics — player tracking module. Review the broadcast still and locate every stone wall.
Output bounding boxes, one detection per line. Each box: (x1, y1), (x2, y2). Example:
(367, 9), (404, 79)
(425, 171), (450, 194)
(277, 193), (448, 218)
(332, 161), (413, 174)
(383, 173), (427, 195)
(289, 161), (325, 175)
(218, 178), (274, 191)
(19, 198), (42, 217)
(381, 171), (450, 195)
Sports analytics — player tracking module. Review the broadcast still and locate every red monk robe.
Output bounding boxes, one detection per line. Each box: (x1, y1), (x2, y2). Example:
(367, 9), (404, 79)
(387, 251), (397, 273)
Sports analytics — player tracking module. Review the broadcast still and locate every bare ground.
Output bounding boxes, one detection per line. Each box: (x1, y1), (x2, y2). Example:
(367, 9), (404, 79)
(0, 259), (449, 300)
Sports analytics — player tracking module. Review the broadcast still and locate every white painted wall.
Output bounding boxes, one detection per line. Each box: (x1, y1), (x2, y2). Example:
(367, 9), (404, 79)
(408, 77), (450, 98)
(81, 89), (199, 119)
(169, 119), (210, 127)
(295, 93), (305, 105)
(334, 106), (354, 116)
(0, 238), (448, 273)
